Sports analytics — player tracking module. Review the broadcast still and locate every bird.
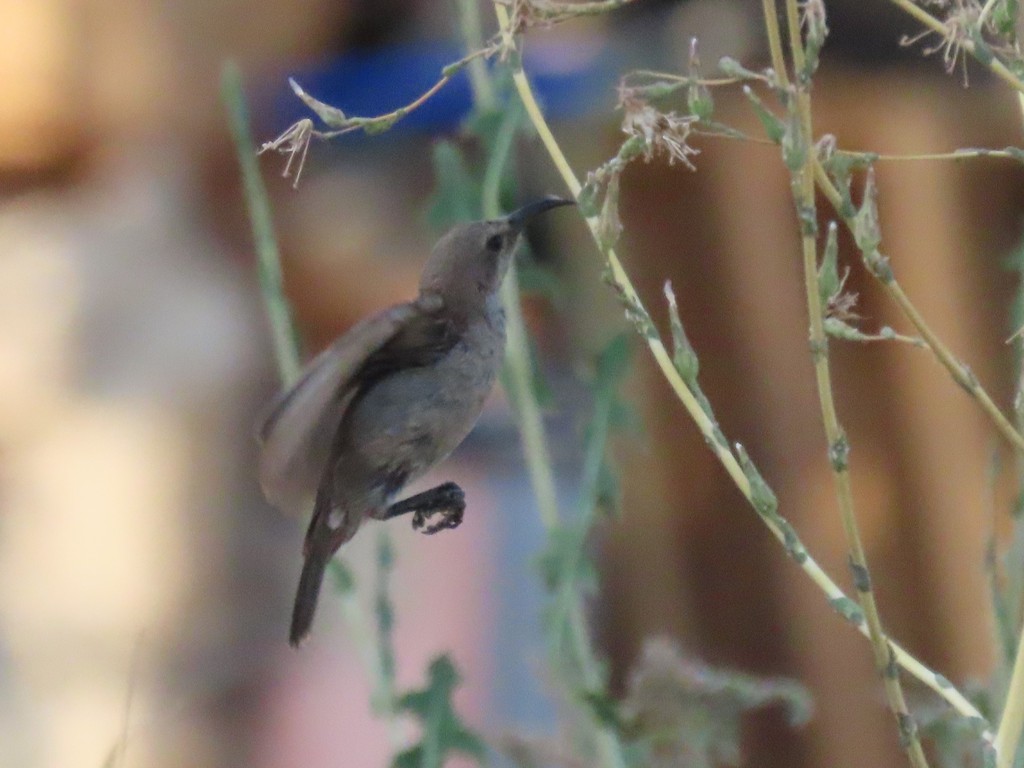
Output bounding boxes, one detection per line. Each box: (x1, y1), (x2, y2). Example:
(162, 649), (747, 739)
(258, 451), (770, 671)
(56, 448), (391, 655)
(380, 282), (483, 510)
(256, 196), (575, 645)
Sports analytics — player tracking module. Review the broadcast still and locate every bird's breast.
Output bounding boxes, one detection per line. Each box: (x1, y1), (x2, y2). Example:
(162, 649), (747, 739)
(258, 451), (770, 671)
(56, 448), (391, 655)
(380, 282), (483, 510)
(338, 311), (505, 494)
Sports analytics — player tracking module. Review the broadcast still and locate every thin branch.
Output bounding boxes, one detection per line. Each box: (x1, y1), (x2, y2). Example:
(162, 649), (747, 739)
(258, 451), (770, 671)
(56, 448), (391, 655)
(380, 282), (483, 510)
(485, 9), (626, 768)
(811, 161), (1024, 461)
(772, 0), (929, 763)
(494, 1), (993, 744)
(261, 45), (498, 184)
(221, 60), (406, 751)
(222, 61), (301, 383)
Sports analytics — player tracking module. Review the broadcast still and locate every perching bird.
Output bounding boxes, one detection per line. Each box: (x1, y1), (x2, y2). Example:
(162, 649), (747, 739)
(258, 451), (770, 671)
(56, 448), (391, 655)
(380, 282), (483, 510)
(257, 197), (575, 645)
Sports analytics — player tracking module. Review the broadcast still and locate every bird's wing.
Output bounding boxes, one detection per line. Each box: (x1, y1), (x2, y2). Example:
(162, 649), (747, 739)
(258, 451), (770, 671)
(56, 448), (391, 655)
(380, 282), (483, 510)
(256, 301), (424, 515)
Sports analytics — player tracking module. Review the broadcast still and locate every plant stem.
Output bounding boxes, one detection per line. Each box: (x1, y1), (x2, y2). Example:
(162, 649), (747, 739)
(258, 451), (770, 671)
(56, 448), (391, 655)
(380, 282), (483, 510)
(978, 0), (1001, 26)
(878, 3), (1024, 761)
(997, 632), (1024, 768)
(769, 0), (929, 764)
(222, 61), (302, 384)
(482, 104), (562, 532)
(456, 0), (496, 110)
(222, 60), (405, 751)
(761, 0), (791, 88)
(811, 162), (1024, 460)
(472, 10), (626, 768)
(489, 0), (992, 747)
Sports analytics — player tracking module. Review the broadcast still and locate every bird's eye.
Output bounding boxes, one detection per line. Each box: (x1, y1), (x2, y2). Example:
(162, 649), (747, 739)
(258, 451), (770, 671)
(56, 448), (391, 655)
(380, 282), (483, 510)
(485, 233), (503, 253)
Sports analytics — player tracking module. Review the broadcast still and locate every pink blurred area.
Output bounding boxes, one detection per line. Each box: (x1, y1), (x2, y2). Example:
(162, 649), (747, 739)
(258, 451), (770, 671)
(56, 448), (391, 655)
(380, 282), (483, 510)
(257, 467), (499, 768)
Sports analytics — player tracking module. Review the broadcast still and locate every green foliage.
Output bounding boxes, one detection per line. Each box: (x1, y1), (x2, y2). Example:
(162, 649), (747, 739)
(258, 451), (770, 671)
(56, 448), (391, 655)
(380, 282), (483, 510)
(662, 280), (720, 426)
(993, 0), (1020, 39)
(817, 222), (840, 309)
(374, 531), (398, 713)
(820, 149), (876, 220)
(735, 444), (778, 519)
(781, 108), (808, 172)
(537, 520), (600, 597)
(718, 56), (770, 82)
(391, 656), (487, 768)
(584, 333), (634, 516)
(328, 559), (355, 593)
(800, 0), (828, 81)
(853, 168), (881, 254)
(742, 86), (785, 144)
(597, 173), (623, 250)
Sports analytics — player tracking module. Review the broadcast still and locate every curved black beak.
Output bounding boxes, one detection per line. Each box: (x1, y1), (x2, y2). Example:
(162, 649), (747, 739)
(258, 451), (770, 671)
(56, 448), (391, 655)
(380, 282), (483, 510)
(506, 196), (576, 231)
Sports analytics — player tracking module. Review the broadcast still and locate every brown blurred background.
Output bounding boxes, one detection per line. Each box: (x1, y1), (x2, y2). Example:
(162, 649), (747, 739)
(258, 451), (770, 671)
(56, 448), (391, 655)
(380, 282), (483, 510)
(2, 1), (1023, 767)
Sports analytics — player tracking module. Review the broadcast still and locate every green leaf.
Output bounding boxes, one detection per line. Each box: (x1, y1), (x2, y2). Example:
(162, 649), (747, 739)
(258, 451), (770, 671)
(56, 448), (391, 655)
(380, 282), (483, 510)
(853, 167), (881, 255)
(391, 655), (487, 768)
(742, 86), (785, 144)
(637, 80), (686, 100)
(718, 56), (767, 82)
(328, 559), (355, 594)
(801, 0), (828, 81)
(290, 78), (348, 128)
(597, 173), (623, 250)
(593, 460), (621, 515)
(664, 280), (699, 383)
(578, 175), (602, 218)
(581, 688), (631, 733)
(817, 222), (840, 309)
(688, 81), (714, 122)
(993, 0), (1020, 37)
(781, 109), (807, 171)
(536, 522), (597, 594)
(686, 41), (714, 121)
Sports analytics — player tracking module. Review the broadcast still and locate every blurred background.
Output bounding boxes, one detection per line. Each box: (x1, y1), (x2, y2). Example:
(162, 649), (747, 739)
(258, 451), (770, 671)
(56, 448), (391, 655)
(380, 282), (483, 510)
(2, 0), (1024, 766)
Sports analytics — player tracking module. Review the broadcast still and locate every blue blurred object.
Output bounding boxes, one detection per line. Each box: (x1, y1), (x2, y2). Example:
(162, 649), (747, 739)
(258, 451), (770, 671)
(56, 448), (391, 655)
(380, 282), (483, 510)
(264, 39), (622, 139)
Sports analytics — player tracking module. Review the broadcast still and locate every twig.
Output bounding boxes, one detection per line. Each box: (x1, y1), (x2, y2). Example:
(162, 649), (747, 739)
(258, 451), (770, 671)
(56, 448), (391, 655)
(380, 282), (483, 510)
(222, 61), (302, 383)
(811, 152), (1024, 768)
(261, 46), (498, 184)
(769, 1), (930, 764)
(493, 0), (994, 745)
(475, 10), (627, 768)
(811, 161), (1024, 461)
(221, 60), (406, 751)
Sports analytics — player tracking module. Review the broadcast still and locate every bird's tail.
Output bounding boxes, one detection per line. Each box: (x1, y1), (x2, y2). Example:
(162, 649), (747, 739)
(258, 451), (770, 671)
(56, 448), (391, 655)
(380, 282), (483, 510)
(290, 550), (329, 646)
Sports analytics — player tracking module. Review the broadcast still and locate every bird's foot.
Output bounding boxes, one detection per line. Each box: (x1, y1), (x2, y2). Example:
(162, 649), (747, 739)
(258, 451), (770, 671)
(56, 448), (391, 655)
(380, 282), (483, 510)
(409, 482), (465, 534)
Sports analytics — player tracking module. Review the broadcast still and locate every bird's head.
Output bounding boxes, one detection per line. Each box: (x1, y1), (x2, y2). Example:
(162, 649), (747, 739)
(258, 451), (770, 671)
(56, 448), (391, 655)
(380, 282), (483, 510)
(419, 196), (575, 311)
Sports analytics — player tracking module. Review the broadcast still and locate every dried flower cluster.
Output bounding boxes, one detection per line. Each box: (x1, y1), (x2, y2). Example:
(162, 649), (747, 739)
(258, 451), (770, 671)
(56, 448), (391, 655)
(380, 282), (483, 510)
(900, 1), (978, 84)
(619, 88), (700, 170)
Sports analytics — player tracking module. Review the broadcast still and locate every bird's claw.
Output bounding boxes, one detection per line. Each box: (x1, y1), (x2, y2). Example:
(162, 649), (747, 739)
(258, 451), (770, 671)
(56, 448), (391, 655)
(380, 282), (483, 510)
(411, 483), (465, 534)
(413, 506), (464, 534)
